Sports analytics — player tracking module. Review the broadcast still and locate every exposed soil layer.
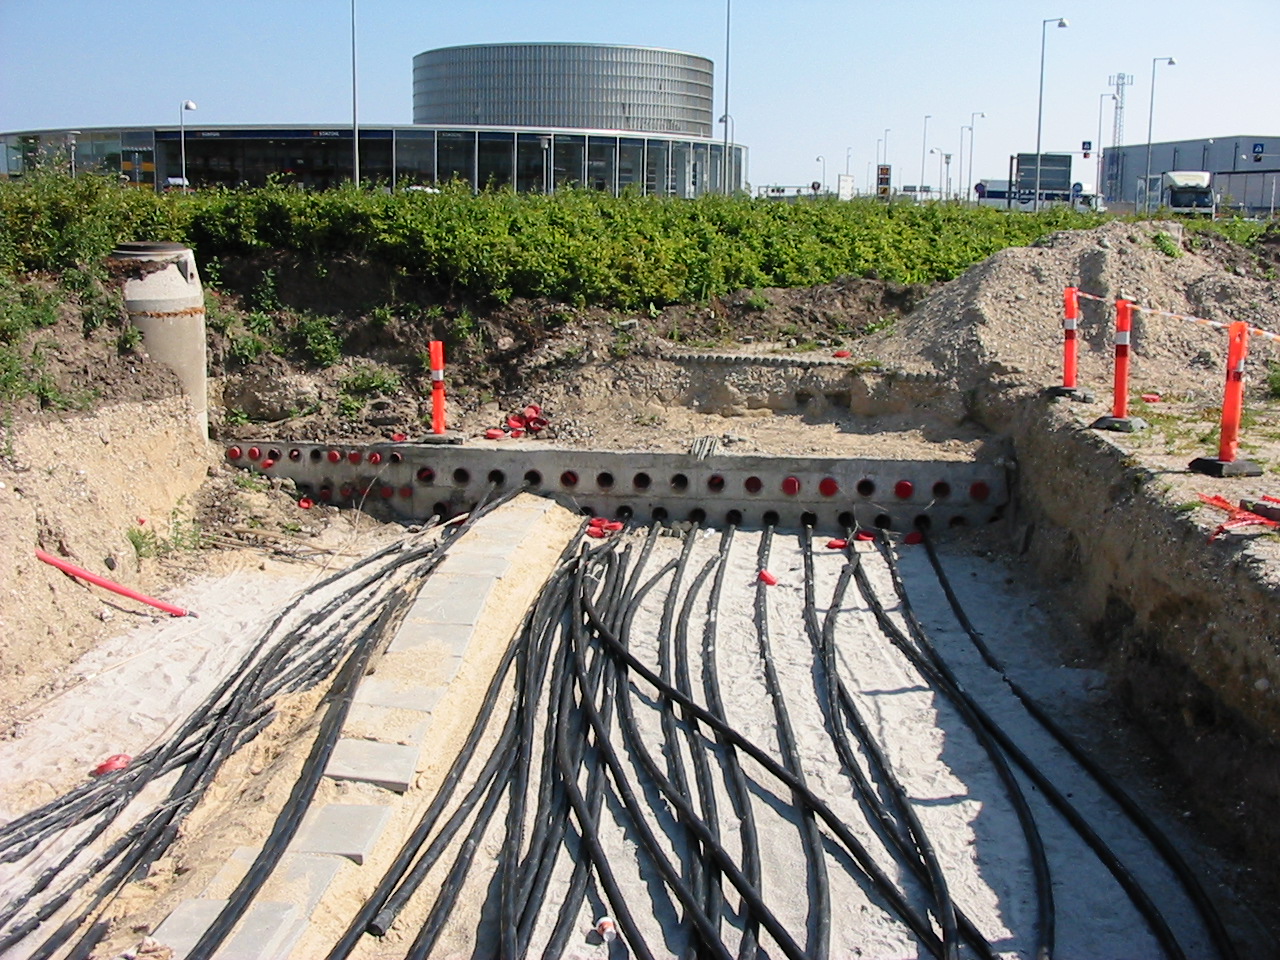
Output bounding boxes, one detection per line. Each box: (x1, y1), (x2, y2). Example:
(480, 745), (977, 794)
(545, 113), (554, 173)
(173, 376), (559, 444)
(3, 219), (1280, 949)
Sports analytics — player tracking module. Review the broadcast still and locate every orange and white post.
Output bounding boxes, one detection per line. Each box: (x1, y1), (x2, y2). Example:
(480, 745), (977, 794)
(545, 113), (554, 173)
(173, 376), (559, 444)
(429, 340), (446, 435)
(1090, 297), (1148, 432)
(1062, 286), (1080, 390)
(1190, 320), (1263, 476)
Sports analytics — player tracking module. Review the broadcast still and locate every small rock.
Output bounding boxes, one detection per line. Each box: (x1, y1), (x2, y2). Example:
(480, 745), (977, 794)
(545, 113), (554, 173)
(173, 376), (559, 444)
(1098, 237), (1113, 249)
(104, 556), (117, 571)
(96, 608), (114, 623)
(1255, 677), (1272, 692)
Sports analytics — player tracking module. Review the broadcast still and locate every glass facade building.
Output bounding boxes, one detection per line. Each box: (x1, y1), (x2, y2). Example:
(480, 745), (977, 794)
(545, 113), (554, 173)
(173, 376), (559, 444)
(3, 42), (743, 196)
(1, 124), (744, 197)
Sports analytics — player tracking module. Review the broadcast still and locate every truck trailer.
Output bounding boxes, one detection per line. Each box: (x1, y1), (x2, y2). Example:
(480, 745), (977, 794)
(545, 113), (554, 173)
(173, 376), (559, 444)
(1161, 171), (1215, 216)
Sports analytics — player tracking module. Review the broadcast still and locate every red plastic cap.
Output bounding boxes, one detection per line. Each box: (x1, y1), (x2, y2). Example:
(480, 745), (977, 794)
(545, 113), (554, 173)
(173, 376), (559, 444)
(225, 446), (242, 460)
(399, 485), (413, 499)
(297, 497), (314, 509)
(894, 480), (914, 499)
(855, 530), (877, 541)
(1140, 393), (1162, 403)
(586, 526), (607, 539)
(781, 476), (801, 496)
(904, 531), (924, 544)
(526, 416), (549, 433)
(92, 754), (132, 777)
(758, 569), (778, 585)
(603, 520), (624, 532)
(589, 516), (608, 528)
(523, 404), (542, 420)
(826, 538), (848, 549)
(328, 450), (342, 463)
(368, 452), (382, 465)
(509, 429), (525, 439)
(970, 481), (991, 502)
(247, 446), (261, 461)
(484, 428), (506, 440)
(260, 458), (275, 469)
(819, 477), (839, 497)
(380, 485), (394, 499)
(348, 451), (361, 464)
(391, 432), (407, 442)
(832, 349), (852, 358)
(507, 414), (527, 430)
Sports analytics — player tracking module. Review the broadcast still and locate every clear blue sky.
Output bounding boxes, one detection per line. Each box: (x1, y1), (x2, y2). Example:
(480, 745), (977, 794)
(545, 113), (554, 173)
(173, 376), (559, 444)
(1, 0), (1275, 192)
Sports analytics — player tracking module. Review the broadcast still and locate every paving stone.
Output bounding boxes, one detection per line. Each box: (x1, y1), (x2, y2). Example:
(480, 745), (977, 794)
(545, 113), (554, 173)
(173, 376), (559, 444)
(437, 551), (512, 578)
(343, 702), (433, 744)
(151, 899), (299, 960)
(352, 674), (446, 712)
(325, 738), (420, 792)
(408, 574), (494, 625)
(289, 804), (391, 864)
(389, 618), (474, 655)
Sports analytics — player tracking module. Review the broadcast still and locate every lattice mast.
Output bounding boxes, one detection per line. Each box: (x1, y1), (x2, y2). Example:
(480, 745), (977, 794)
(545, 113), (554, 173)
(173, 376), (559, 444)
(1108, 71), (1134, 146)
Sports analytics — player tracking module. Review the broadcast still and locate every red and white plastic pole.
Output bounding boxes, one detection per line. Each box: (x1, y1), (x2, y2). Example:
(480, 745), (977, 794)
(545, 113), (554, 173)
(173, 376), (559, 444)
(430, 340), (446, 435)
(1047, 286), (1091, 399)
(1190, 320), (1263, 477)
(1090, 297), (1148, 432)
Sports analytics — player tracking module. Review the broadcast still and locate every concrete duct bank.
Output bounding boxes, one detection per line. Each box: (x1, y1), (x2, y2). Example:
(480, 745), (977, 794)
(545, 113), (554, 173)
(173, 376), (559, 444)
(224, 440), (1008, 533)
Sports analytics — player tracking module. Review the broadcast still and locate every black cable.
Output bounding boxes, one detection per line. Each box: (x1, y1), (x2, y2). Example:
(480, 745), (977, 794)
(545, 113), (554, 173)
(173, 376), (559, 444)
(920, 531), (1239, 960)
(754, 526), (831, 960)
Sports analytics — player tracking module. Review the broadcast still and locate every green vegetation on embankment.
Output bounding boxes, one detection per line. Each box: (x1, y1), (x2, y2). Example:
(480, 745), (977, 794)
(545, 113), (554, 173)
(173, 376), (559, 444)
(0, 169), (1271, 407)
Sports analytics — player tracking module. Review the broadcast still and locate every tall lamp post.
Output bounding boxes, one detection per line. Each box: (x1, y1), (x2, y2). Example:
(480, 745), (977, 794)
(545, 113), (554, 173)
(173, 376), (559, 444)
(719, 114), (735, 192)
(919, 114), (931, 197)
(1034, 17), (1069, 212)
(883, 128), (891, 187)
(815, 155), (826, 193)
(968, 111), (985, 202)
(929, 147), (945, 200)
(845, 146), (852, 175)
(350, 0), (360, 186)
(1097, 93), (1116, 202)
(1144, 56), (1176, 214)
(722, 0), (732, 193)
(179, 101), (196, 192)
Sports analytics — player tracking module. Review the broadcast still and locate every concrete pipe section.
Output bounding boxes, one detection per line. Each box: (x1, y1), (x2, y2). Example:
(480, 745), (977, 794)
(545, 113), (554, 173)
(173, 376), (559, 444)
(225, 440), (1008, 533)
(111, 242), (208, 436)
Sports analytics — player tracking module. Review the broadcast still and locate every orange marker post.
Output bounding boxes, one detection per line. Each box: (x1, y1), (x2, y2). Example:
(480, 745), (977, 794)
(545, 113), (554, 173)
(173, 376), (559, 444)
(429, 340), (446, 435)
(1090, 298), (1148, 432)
(1190, 320), (1263, 477)
(1062, 286), (1080, 389)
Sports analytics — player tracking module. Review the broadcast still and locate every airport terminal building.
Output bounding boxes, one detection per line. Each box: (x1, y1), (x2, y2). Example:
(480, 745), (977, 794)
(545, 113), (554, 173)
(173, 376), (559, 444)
(1, 43), (744, 197)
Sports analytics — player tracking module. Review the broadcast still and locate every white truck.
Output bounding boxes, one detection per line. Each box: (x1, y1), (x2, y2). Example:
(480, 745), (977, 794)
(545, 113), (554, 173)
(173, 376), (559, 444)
(1161, 171), (1215, 216)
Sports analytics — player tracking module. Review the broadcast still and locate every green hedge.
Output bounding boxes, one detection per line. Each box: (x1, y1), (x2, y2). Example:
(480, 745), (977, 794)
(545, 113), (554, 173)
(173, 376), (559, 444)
(1, 172), (1109, 307)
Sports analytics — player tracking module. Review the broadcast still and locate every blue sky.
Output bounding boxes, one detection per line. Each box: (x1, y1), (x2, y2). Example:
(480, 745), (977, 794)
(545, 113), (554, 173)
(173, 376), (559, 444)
(1, 0), (1275, 192)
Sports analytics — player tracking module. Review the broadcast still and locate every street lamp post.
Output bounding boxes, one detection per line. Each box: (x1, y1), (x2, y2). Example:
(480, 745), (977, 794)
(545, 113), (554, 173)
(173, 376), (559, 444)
(1034, 17), (1069, 212)
(179, 102), (196, 192)
(351, 0), (360, 186)
(845, 146), (851, 176)
(815, 155), (826, 193)
(719, 114), (735, 193)
(1144, 56), (1177, 215)
(883, 128), (891, 186)
(930, 147), (944, 200)
(958, 126), (967, 201)
(968, 111), (985, 202)
(1097, 93), (1115, 202)
(920, 114), (931, 197)
(722, 0), (732, 193)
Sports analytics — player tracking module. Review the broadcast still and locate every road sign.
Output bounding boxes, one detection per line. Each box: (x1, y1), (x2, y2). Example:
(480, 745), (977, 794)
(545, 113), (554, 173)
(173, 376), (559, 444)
(1071, 182), (1083, 195)
(1254, 143), (1265, 154)
(811, 180), (822, 192)
(1082, 141), (1092, 152)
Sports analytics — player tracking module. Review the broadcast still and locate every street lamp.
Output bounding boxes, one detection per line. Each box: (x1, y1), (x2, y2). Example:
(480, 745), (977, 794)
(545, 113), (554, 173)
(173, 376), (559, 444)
(1097, 93), (1116, 202)
(876, 138), (883, 165)
(845, 146), (852, 176)
(815, 155), (826, 193)
(719, 114), (735, 193)
(351, 0), (360, 186)
(179, 102), (196, 192)
(1144, 56), (1176, 214)
(722, 0), (732, 193)
(883, 128), (891, 185)
(920, 114), (931, 196)
(930, 147), (945, 200)
(968, 111), (985, 202)
(1034, 17), (1069, 212)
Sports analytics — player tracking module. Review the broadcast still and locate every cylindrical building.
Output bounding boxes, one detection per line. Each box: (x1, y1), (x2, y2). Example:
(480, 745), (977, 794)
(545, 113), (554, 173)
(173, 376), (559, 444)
(413, 43), (715, 138)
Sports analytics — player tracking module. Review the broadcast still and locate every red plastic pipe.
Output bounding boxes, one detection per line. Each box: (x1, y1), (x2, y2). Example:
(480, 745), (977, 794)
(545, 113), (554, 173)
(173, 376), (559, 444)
(35, 549), (196, 618)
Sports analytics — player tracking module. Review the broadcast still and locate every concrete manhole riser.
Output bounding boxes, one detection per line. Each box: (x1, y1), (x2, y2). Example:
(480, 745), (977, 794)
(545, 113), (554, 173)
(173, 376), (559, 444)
(225, 441), (1008, 532)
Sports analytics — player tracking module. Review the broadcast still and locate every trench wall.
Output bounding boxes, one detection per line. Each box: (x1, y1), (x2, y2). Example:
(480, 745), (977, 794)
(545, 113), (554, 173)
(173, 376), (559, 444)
(1008, 397), (1280, 860)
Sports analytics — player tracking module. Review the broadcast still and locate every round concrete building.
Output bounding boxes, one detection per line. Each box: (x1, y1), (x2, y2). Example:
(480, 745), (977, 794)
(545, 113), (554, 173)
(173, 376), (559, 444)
(413, 43), (715, 137)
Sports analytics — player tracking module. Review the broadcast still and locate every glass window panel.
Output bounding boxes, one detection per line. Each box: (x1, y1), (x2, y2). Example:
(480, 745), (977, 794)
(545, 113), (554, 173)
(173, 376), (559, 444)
(587, 137), (617, 193)
(477, 131), (514, 190)
(553, 135), (585, 189)
(618, 138), (644, 195)
(437, 131), (474, 187)
(671, 142), (692, 198)
(517, 134), (549, 193)
(645, 139), (670, 195)
(395, 131), (435, 186)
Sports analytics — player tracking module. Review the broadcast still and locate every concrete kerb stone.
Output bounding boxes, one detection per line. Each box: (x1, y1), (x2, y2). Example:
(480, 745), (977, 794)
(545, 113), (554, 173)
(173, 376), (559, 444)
(351, 674), (447, 712)
(325, 738), (421, 793)
(151, 898), (300, 960)
(289, 803), (391, 864)
(408, 573), (495, 626)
